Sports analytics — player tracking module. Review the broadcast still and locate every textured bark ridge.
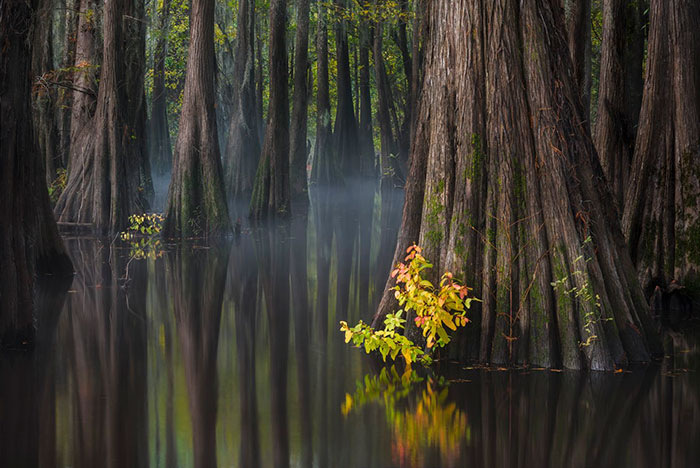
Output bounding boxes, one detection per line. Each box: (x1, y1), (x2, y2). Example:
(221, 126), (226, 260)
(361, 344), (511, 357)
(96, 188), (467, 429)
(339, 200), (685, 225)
(622, 0), (700, 299)
(1, 0), (72, 347)
(55, 0), (152, 234)
(374, 0), (661, 370)
(289, 0), (311, 199)
(594, 0), (644, 209)
(163, 0), (231, 237)
(224, 0), (261, 200)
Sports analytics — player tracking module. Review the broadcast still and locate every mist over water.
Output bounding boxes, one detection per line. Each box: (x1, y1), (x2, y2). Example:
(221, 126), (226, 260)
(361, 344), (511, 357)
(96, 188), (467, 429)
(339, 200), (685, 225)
(0, 185), (698, 467)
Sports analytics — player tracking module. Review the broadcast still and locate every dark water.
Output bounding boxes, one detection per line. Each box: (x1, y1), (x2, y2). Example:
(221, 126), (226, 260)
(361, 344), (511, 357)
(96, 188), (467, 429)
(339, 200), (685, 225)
(1, 185), (699, 468)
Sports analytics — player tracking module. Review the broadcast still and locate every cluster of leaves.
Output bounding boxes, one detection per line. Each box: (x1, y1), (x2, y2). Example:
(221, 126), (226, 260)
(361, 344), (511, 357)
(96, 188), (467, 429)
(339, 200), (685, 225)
(341, 365), (423, 416)
(120, 213), (165, 260)
(551, 236), (611, 348)
(340, 245), (476, 366)
(48, 168), (67, 205)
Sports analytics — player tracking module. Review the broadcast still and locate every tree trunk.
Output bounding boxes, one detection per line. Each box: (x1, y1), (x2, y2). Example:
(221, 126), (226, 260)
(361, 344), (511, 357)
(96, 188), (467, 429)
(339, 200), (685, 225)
(310, 0), (334, 185)
(373, 9), (400, 187)
(57, 0), (78, 164)
(149, 0), (173, 176)
(594, 0), (644, 208)
(373, 0), (661, 371)
(332, 0), (360, 177)
(564, 0), (592, 119)
(68, 0), (98, 153)
(289, 0), (311, 199)
(32, 0), (63, 183)
(56, 0), (151, 234)
(622, 0), (700, 300)
(0, 0), (72, 348)
(358, 3), (375, 177)
(249, 0), (289, 220)
(224, 0), (261, 202)
(163, 0), (231, 237)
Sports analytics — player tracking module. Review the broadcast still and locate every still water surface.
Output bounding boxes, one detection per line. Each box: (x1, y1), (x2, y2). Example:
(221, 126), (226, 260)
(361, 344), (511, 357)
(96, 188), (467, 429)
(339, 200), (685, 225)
(1, 186), (698, 467)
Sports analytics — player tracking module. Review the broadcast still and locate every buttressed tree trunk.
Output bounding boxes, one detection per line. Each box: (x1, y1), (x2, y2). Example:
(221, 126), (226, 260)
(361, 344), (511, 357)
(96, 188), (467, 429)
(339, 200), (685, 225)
(1, 0), (72, 347)
(332, 0), (360, 177)
(311, 0), (334, 185)
(594, 0), (644, 208)
(622, 0), (700, 299)
(249, 0), (289, 220)
(68, 0), (97, 152)
(289, 0), (311, 199)
(373, 0), (661, 371)
(224, 0), (261, 200)
(149, 0), (173, 175)
(163, 0), (231, 237)
(55, 0), (151, 234)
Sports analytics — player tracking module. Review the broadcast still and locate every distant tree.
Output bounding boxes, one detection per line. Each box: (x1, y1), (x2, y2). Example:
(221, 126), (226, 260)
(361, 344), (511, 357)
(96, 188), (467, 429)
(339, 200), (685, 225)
(374, 0), (660, 370)
(310, 0), (334, 185)
(622, 0), (700, 299)
(163, 0), (231, 236)
(249, 0), (290, 219)
(224, 0), (261, 201)
(149, 0), (173, 175)
(289, 0), (311, 199)
(1, 0), (72, 347)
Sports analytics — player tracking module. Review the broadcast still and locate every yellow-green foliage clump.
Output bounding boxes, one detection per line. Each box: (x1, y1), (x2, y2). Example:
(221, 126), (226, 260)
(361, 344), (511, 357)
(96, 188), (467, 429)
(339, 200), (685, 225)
(120, 213), (165, 260)
(341, 245), (477, 366)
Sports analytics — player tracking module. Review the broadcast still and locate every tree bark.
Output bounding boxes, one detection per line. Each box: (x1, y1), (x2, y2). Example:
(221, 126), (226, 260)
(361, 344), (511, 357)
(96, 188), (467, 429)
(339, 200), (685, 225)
(358, 3), (375, 177)
(57, 0), (78, 164)
(310, 0), (334, 185)
(564, 0), (592, 119)
(149, 0), (173, 176)
(249, 0), (289, 220)
(594, 0), (644, 208)
(163, 0), (231, 237)
(622, 0), (700, 299)
(289, 0), (311, 199)
(224, 0), (261, 201)
(373, 0), (661, 371)
(32, 0), (63, 183)
(68, 0), (98, 153)
(0, 0), (72, 348)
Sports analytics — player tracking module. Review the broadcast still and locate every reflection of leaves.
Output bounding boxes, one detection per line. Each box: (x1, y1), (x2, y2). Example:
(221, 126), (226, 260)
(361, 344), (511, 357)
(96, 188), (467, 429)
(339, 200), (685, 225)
(343, 366), (470, 466)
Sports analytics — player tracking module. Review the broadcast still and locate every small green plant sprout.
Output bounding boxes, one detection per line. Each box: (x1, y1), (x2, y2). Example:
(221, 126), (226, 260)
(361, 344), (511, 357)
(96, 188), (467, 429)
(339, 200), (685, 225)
(340, 245), (477, 366)
(47, 168), (67, 205)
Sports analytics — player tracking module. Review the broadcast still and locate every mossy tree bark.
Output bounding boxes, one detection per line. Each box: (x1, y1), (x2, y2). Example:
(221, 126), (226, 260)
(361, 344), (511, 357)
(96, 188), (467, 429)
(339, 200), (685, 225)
(373, 0), (661, 371)
(224, 0), (261, 200)
(622, 0), (700, 299)
(0, 0), (72, 348)
(289, 0), (311, 199)
(55, 0), (152, 234)
(149, 0), (173, 175)
(249, 0), (290, 220)
(594, 0), (644, 209)
(163, 0), (231, 237)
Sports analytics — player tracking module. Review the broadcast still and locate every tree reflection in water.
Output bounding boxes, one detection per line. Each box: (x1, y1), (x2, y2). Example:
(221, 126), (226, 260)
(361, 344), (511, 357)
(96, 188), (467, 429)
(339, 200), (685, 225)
(0, 185), (698, 468)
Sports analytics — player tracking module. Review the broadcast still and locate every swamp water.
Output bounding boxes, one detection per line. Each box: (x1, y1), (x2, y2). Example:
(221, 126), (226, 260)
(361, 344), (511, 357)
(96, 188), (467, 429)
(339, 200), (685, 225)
(0, 186), (698, 467)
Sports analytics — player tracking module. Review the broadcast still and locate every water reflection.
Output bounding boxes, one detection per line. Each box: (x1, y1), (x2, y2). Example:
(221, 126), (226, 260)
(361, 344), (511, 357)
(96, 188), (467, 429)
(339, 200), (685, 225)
(0, 186), (698, 467)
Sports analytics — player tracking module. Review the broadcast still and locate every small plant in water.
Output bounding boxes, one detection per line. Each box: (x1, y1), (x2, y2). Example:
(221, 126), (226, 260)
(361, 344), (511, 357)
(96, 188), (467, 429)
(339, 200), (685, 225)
(340, 245), (477, 366)
(120, 213), (165, 260)
(47, 168), (67, 205)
